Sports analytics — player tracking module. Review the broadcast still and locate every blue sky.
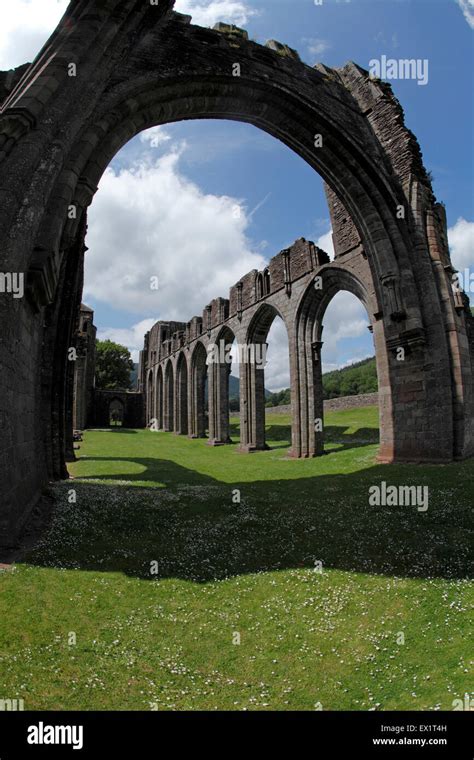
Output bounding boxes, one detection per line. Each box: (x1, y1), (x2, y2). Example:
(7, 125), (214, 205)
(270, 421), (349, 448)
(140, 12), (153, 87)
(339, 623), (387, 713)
(1, 0), (473, 388)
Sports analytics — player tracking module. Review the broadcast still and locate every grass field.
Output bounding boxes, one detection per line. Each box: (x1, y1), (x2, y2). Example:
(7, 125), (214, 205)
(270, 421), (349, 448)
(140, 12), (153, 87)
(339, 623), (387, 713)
(0, 406), (472, 711)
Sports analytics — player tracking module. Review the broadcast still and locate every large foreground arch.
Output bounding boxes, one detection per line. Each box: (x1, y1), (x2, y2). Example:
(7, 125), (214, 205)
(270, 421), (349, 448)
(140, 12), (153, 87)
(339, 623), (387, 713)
(0, 0), (472, 545)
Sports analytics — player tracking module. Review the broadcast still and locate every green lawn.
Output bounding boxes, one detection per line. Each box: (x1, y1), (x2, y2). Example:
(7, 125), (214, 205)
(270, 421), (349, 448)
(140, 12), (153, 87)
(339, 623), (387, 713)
(0, 406), (472, 711)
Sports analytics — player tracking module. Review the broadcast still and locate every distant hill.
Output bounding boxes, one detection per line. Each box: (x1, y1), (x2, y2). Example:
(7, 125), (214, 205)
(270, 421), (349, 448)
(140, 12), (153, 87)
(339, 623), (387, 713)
(322, 357), (377, 399)
(265, 356), (377, 407)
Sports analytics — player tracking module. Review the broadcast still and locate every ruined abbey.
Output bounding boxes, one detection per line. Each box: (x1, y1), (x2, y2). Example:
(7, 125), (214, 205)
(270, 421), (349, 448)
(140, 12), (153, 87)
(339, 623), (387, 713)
(0, 0), (473, 549)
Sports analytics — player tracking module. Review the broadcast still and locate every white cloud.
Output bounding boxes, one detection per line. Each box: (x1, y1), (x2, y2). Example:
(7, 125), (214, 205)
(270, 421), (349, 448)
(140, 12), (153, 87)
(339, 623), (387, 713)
(456, 0), (474, 29)
(265, 317), (290, 392)
(0, 0), (68, 70)
(84, 144), (266, 321)
(139, 126), (172, 147)
(175, 0), (257, 27)
(316, 227), (335, 259)
(448, 217), (474, 270)
(304, 37), (331, 58)
(98, 319), (157, 364)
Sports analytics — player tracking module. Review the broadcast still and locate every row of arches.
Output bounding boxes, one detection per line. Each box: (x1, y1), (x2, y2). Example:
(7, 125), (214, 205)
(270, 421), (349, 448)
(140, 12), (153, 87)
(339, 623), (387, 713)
(148, 344), (209, 437)
(145, 269), (378, 456)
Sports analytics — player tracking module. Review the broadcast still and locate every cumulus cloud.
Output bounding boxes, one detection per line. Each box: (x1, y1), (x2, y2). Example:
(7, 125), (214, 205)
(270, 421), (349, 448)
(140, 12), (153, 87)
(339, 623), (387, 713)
(175, 0), (257, 27)
(84, 145), (266, 320)
(448, 217), (474, 270)
(304, 37), (331, 58)
(265, 317), (290, 392)
(98, 319), (158, 364)
(0, 0), (68, 70)
(456, 0), (474, 29)
(139, 126), (172, 148)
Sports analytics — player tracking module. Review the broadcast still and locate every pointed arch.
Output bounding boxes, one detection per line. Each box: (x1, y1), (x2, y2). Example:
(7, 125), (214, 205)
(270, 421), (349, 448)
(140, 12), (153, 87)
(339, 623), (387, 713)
(294, 265), (388, 459)
(189, 341), (208, 439)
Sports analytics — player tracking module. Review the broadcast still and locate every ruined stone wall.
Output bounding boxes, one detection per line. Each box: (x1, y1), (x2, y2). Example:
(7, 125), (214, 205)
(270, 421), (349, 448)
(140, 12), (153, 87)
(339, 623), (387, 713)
(91, 390), (145, 429)
(144, 239), (328, 366)
(73, 305), (97, 430)
(266, 393), (379, 415)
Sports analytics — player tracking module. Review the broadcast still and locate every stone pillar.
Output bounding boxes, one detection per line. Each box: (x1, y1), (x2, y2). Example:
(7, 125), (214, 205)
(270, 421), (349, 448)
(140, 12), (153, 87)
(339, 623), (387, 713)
(73, 354), (86, 430)
(164, 367), (174, 432)
(291, 335), (324, 458)
(425, 205), (474, 460)
(239, 345), (267, 452)
(310, 341), (325, 457)
(189, 353), (207, 438)
(208, 360), (231, 445)
(146, 373), (153, 427)
(156, 369), (164, 430)
(175, 360), (188, 435)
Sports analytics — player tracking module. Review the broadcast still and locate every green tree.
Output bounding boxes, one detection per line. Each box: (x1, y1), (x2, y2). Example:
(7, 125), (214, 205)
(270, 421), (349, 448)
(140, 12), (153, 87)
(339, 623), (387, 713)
(95, 339), (134, 390)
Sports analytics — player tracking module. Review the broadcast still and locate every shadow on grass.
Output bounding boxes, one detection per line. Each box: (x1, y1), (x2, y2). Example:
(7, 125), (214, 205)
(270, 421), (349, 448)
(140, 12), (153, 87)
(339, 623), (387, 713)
(18, 454), (473, 583)
(229, 422), (379, 451)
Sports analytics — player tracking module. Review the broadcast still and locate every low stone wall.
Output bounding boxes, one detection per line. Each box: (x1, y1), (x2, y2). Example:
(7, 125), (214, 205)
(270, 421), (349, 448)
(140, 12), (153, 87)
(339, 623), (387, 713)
(265, 392), (379, 415)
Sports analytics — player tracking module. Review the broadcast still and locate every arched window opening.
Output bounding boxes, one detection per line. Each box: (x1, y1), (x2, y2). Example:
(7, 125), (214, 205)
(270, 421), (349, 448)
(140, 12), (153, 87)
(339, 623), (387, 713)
(190, 342), (208, 439)
(240, 304), (291, 453)
(319, 291), (379, 455)
(176, 353), (188, 436)
(109, 398), (125, 427)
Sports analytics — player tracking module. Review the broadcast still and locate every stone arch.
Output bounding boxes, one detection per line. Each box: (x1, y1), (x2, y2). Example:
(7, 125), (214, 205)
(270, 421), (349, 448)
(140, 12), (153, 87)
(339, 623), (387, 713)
(189, 341), (208, 439)
(240, 303), (290, 452)
(30, 47), (458, 466)
(0, 3), (472, 542)
(208, 325), (235, 446)
(294, 265), (386, 459)
(163, 361), (174, 432)
(175, 352), (188, 436)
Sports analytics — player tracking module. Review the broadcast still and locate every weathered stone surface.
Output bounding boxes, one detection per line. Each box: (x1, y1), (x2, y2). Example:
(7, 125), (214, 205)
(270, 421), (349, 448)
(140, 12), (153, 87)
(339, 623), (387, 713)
(0, 0), (472, 547)
(213, 22), (248, 39)
(91, 390), (144, 429)
(72, 303), (96, 433)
